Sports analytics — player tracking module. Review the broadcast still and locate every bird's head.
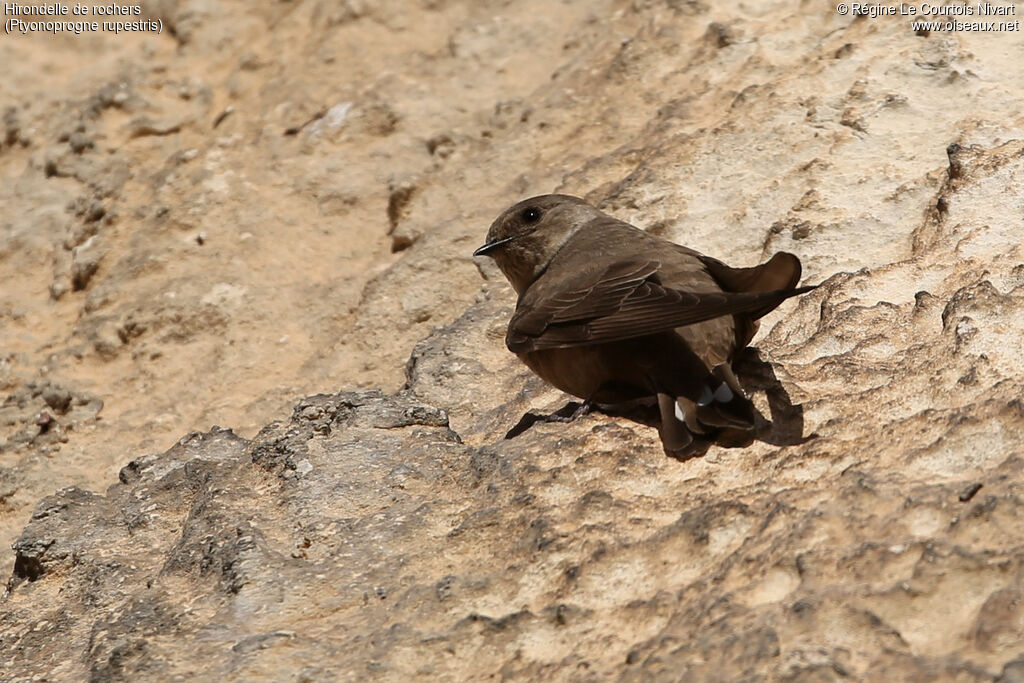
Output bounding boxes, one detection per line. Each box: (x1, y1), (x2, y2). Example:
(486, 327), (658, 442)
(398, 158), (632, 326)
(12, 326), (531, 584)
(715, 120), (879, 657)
(474, 194), (597, 294)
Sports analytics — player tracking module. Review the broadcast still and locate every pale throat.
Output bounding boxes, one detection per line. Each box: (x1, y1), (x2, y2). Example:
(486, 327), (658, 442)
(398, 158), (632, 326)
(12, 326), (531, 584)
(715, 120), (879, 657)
(496, 254), (536, 295)
(495, 240), (550, 294)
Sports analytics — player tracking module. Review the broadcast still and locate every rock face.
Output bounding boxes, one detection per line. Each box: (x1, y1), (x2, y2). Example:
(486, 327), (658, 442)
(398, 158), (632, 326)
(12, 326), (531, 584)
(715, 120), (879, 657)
(3, 0), (1024, 679)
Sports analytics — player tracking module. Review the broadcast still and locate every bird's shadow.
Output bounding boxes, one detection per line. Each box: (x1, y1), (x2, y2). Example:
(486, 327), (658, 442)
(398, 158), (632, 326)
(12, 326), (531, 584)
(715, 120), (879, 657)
(504, 348), (812, 461)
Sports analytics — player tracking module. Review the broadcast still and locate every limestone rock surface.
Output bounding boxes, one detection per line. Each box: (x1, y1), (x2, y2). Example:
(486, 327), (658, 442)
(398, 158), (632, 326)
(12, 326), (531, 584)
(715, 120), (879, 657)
(3, 0), (1024, 680)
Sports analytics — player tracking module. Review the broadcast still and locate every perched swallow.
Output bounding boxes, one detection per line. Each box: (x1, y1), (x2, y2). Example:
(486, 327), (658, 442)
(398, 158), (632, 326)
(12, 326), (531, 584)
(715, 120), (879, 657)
(474, 194), (814, 456)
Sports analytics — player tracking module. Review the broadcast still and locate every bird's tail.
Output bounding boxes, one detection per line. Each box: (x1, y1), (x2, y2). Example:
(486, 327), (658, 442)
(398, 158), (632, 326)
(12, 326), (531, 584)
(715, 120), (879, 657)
(693, 386), (754, 430)
(656, 366), (755, 456)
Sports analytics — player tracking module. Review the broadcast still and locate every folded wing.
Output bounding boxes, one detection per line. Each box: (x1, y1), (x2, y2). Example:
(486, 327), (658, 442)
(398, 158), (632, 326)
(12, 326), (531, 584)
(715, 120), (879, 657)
(507, 259), (813, 353)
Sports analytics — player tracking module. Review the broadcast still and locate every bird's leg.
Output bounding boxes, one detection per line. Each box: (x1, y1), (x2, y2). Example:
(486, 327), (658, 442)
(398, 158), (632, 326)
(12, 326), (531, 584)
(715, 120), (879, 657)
(504, 393), (600, 439)
(560, 398), (595, 422)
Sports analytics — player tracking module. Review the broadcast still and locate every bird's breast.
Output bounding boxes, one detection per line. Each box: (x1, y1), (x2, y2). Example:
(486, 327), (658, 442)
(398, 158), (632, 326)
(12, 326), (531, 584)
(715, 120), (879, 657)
(518, 346), (623, 400)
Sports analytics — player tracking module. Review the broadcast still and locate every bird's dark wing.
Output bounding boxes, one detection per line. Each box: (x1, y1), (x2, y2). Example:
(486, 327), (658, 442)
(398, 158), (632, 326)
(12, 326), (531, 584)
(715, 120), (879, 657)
(507, 259), (813, 353)
(696, 250), (805, 348)
(698, 251), (802, 318)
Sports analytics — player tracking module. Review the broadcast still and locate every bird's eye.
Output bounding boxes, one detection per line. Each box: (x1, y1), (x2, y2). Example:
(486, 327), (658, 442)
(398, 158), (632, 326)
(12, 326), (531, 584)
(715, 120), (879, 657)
(521, 207), (542, 223)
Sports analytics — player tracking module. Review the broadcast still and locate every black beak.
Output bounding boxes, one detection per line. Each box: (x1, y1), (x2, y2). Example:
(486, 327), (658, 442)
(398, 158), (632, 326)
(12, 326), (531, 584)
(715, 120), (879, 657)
(473, 234), (517, 257)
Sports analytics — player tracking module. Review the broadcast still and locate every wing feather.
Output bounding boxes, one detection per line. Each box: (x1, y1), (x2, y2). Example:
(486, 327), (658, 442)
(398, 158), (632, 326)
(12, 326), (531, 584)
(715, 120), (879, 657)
(507, 259), (812, 353)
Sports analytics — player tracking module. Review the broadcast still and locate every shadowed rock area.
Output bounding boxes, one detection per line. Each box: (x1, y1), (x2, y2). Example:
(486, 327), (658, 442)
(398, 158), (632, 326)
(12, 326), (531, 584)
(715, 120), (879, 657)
(3, 0), (1024, 679)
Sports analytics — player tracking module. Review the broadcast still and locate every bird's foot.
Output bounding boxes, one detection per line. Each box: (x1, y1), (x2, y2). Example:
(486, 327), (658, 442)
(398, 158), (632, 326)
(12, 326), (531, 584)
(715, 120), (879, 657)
(504, 400), (592, 439)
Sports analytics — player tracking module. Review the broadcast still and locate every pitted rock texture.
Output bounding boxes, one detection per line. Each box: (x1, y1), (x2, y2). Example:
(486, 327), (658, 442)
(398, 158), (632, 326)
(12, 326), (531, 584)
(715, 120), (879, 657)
(3, 386), (1024, 680)
(3, 0), (1024, 679)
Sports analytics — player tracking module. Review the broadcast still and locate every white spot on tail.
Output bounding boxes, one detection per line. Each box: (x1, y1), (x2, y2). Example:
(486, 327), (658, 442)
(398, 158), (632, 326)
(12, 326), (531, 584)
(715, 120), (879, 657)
(713, 383), (734, 403)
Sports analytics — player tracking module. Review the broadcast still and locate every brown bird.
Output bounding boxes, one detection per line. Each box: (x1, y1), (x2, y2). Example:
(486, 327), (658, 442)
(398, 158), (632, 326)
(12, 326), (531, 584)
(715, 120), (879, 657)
(473, 194), (815, 457)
